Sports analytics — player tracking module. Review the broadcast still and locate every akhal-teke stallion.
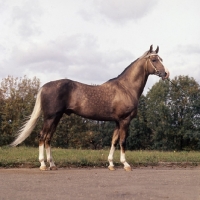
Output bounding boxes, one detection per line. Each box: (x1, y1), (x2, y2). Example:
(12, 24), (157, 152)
(11, 45), (170, 171)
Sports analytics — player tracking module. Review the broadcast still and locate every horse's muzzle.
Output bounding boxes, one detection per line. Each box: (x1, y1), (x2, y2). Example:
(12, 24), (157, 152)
(162, 67), (170, 80)
(162, 71), (170, 80)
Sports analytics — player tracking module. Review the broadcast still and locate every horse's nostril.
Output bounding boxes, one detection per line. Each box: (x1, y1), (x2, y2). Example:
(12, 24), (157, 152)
(163, 72), (169, 80)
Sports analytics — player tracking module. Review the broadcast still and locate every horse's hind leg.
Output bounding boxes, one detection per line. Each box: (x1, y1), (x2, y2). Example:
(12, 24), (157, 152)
(39, 139), (46, 170)
(45, 133), (57, 170)
(108, 125), (119, 171)
(39, 115), (62, 170)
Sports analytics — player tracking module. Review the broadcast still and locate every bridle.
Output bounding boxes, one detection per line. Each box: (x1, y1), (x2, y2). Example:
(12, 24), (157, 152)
(145, 54), (163, 77)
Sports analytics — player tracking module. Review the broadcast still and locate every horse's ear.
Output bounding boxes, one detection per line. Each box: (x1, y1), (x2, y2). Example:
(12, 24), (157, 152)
(155, 46), (159, 54)
(149, 45), (153, 53)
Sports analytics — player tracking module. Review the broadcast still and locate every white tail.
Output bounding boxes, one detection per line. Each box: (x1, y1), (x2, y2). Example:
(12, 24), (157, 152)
(11, 88), (42, 146)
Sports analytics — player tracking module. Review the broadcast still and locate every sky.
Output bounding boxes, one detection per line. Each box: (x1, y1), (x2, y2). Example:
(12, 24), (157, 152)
(0, 0), (200, 94)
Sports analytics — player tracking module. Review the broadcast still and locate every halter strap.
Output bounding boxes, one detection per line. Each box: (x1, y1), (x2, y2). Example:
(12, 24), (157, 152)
(148, 58), (159, 73)
(144, 53), (159, 59)
(145, 55), (159, 74)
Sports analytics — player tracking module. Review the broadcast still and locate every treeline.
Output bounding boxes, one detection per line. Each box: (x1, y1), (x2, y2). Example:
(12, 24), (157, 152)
(0, 75), (200, 150)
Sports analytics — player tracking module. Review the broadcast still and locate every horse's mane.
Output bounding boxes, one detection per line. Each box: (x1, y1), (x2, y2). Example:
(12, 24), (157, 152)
(107, 50), (150, 82)
(107, 58), (139, 82)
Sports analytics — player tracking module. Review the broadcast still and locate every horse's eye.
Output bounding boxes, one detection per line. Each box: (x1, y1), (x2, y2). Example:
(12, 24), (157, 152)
(152, 59), (157, 62)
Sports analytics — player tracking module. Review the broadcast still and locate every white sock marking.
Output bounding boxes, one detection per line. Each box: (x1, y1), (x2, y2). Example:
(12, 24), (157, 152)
(39, 145), (46, 167)
(120, 151), (130, 168)
(108, 145), (115, 167)
(46, 146), (56, 167)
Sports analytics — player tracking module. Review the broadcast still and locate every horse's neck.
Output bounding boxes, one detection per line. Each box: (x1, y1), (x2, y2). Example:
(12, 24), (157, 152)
(118, 60), (148, 98)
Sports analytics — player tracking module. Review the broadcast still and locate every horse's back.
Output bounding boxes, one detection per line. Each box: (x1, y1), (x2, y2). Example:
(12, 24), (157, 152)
(40, 79), (111, 118)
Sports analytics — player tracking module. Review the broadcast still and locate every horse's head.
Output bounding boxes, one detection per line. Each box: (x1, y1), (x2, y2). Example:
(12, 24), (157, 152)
(143, 45), (170, 80)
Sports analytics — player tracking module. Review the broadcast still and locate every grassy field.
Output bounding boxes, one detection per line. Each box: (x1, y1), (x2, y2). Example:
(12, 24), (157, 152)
(0, 146), (200, 168)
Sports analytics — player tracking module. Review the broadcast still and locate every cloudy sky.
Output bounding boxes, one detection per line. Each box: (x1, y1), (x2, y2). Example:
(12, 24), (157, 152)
(0, 0), (200, 94)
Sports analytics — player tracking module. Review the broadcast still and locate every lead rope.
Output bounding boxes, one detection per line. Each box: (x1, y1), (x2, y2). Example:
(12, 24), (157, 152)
(146, 54), (193, 99)
(166, 78), (190, 97)
(167, 78), (200, 105)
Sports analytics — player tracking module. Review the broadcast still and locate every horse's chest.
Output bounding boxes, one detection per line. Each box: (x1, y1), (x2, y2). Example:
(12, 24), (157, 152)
(112, 94), (138, 117)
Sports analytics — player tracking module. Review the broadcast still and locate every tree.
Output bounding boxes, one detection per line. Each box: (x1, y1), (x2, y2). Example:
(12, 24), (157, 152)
(0, 76), (41, 146)
(145, 76), (200, 150)
(127, 95), (151, 150)
(1, 75), (200, 150)
(167, 76), (200, 150)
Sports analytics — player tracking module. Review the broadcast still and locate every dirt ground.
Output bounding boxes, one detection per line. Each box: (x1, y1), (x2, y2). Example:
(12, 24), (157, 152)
(0, 167), (200, 200)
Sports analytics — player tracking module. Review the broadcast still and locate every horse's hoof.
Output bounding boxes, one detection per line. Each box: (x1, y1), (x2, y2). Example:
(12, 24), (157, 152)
(124, 166), (132, 171)
(40, 166), (47, 171)
(108, 166), (116, 171)
(50, 166), (58, 170)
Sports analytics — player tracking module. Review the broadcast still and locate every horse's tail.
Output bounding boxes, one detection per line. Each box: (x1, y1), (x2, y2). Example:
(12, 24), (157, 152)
(11, 88), (43, 147)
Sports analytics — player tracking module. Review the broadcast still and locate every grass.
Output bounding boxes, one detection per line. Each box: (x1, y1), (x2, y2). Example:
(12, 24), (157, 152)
(0, 146), (200, 168)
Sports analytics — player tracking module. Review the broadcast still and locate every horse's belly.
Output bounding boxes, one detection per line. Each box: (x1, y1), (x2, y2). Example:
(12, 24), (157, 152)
(74, 106), (114, 121)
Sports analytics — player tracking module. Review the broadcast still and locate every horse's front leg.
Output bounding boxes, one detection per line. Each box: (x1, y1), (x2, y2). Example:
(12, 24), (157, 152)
(108, 127), (119, 171)
(119, 121), (132, 171)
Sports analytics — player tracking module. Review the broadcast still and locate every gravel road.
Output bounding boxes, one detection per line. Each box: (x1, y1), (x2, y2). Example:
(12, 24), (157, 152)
(0, 167), (200, 200)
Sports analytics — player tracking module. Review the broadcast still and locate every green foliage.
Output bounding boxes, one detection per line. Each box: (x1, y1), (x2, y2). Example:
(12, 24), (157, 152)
(145, 76), (200, 150)
(0, 76), (41, 146)
(0, 75), (200, 151)
(127, 95), (152, 150)
(52, 115), (114, 149)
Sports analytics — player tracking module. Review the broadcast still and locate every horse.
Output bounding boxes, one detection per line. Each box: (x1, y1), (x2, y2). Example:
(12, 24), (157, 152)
(11, 45), (169, 171)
